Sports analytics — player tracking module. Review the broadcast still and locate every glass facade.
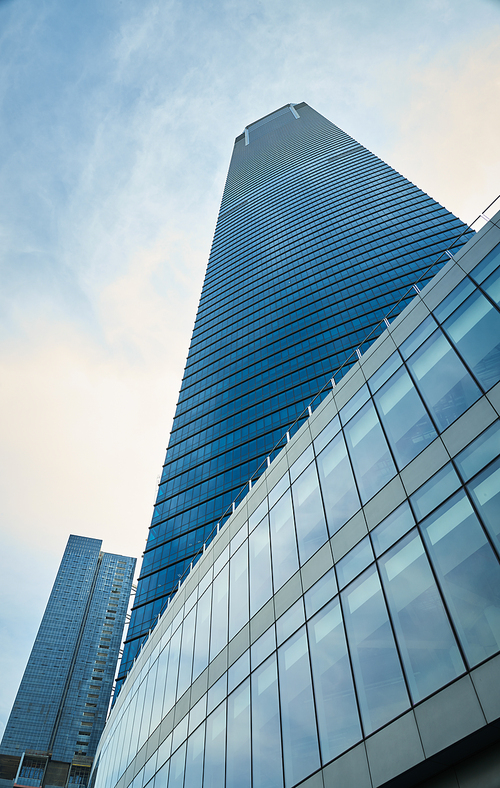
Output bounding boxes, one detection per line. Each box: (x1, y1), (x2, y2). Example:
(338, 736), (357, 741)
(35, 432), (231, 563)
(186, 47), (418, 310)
(0, 536), (136, 768)
(119, 102), (475, 689)
(93, 223), (500, 788)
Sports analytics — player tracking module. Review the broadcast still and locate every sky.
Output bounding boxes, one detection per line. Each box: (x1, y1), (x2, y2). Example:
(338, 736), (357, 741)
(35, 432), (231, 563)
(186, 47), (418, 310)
(0, 0), (499, 737)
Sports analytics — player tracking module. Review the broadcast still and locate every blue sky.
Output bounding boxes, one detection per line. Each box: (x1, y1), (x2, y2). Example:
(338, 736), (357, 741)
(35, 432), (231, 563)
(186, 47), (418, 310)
(1, 0), (499, 736)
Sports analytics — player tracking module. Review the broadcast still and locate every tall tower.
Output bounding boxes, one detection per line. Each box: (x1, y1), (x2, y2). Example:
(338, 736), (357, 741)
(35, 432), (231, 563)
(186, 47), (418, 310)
(0, 536), (135, 788)
(118, 102), (473, 689)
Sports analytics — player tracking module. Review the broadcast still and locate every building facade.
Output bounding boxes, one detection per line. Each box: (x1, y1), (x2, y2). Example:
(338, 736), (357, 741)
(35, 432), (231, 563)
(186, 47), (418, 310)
(0, 536), (135, 788)
(91, 211), (500, 788)
(118, 102), (475, 690)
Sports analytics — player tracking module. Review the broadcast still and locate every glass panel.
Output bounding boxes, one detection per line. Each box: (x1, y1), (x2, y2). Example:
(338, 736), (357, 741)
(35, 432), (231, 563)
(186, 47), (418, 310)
(421, 490), (500, 666)
(229, 542), (249, 640)
(249, 515), (273, 617)
(153, 759), (169, 788)
(411, 464), (461, 521)
(251, 626), (276, 671)
(210, 563), (229, 660)
(149, 645), (169, 735)
(163, 625), (182, 717)
(249, 499), (268, 532)
(483, 266), (500, 305)
(400, 315), (436, 360)
(251, 654), (283, 788)
(171, 715), (188, 753)
(336, 537), (374, 589)
(183, 722), (205, 788)
(313, 414), (340, 455)
(156, 733), (172, 770)
(213, 545), (229, 578)
(316, 430), (360, 535)
(228, 650), (250, 694)
(291, 461), (328, 564)
(344, 400), (397, 504)
(192, 588), (211, 680)
(470, 242), (500, 284)
(371, 502), (415, 557)
(268, 473), (289, 509)
(269, 490), (299, 591)
(207, 674), (227, 715)
(176, 606), (196, 700)
(226, 679), (251, 788)
(276, 599), (305, 646)
(467, 458), (500, 552)
(342, 565), (409, 734)
(230, 522), (247, 556)
(434, 277), (475, 323)
(188, 695), (207, 736)
(339, 384), (369, 425)
(203, 701), (226, 788)
(379, 530), (464, 703)
(308, 597), (361, 762)
(407, 330), (481, 430)
(167, 741), (186, 788)
(444, 291), (500, 390)
(374, 366), (437, 468)
(289, 445), (314, 482)
(277, 628), (320, 787)
(304, 568), (337, 619)
(368, 351), (402, 394)
(455, 421), (500, 482)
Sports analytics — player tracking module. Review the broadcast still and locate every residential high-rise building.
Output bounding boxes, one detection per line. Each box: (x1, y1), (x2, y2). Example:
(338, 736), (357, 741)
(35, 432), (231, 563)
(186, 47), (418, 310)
(0, 536), (135, 788)
(118, 102), (475, 690)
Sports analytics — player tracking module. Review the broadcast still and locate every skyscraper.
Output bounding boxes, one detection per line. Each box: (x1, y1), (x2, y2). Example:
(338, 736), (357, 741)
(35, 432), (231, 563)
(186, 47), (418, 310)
(118, 102), (474, 690)
(0, 536), (135, 788)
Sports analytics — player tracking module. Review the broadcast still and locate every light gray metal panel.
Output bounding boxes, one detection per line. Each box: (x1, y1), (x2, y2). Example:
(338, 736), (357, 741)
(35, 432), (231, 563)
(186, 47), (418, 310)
(389, 298), (431, 348)
(470, 654), (500, 724)
(300, 542), (334, 592)
(332, 367), (365, 411)
(285, 424), (313, 466)
(228, 624), (250, 665)
(415, 676), (486, 758)
(363, 475), (407, 530)
(422, 264), (467, 313)
(309, 394), (337, 440)
(330, 510), (368, 562)
(486, 380), (500, 418)
(365, 711), (424, 787)
(207, 648), (228, 687)
(249, 599), (275, 643)
(190, 668), (208, 707)
(322, 742), (371, 788)
(273, 572), (303, 619)
(400, 439), (449, 496)
(173, 692), (190, 725)
(441, 397), (497, 458)
(359, 334), (398, 381)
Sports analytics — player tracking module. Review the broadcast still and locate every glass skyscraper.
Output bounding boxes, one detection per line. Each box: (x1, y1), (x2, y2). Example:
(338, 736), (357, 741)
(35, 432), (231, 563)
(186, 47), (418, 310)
(0, 536), (135, 788)
(118, 102), (474, 689)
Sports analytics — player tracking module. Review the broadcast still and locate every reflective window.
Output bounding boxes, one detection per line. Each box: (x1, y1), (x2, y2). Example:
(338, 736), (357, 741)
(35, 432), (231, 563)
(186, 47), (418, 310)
(276, 599), (305, 646)
(339, 384), (369, 426)
(203, 701), (226, 788)
(167, 742), (185, 788)
(308, 597), (361, 762)
(411, 464), (461, 521)
(304, 568), (337, 619)
(163, 626), (181, 718)
(421, 491), (500, 666)
(226, 680), (251, 788)
(183, 722), (205, 788)
(344, 400), (396, 504)
(207, 674), (226, 715)
(434, 278), (475, 323)
(444, 291), (500, 390)
(342, 565), (409, 734)
(316, 431), (360, 535)
(467, 458), (500, 552)
(336, 537), (374, 589)
(483, 266), (500, 305)
(229, 543), (249, 640)
(470, 242), (500, 284)
(176, 606), (196, 700)
(251, 655), (283, 788)
(379, 530), (464, 703)
(192, 588), (211, 680)
(455, 421), (500, 482)
(291, 462), (328, 564)
(269, 490), (299, 590)
(371, 502), (415, 557)
(406, 329), (481, 430)
(374, 366), (437, 468)
(400, 315), (436, 360)
(313, 414), (340, 455)
(249, 516), (273, 616)
(268, 474), (289, 509)
(289, 445), (314, 482)
(368, 351), (403, 394)
(210, 564), (229, 660)
(227, 650), (250, 694)
(278, 628), (320, 787)
(251, 626), (276, 671)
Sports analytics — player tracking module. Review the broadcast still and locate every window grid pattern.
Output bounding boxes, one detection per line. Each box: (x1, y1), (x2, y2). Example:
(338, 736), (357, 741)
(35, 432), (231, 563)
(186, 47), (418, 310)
(118, 103), (474, 686)
(96, 247), (500, 788)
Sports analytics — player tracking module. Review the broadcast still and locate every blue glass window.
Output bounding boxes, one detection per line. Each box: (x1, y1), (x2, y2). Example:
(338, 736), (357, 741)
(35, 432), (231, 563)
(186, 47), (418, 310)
(467, 458), (500, 553)
(371, 502), (415, 557)
(291, 461), (328, 564)
(249, 515), (273, 616)
(443, 291), (500, 390)
(203, 702), (226, 788)
(226, 680), (251, 788)
(269, 490), (299, 590)
(316, 431), (360, 535)
(251, 655), (283, 788)
(344, 401), (396, 504)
